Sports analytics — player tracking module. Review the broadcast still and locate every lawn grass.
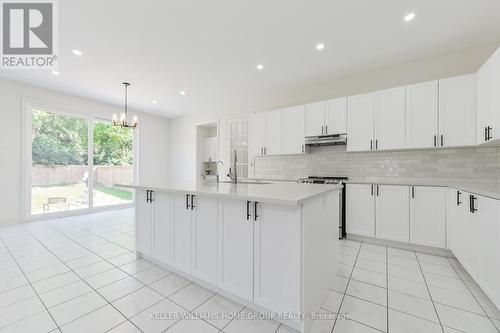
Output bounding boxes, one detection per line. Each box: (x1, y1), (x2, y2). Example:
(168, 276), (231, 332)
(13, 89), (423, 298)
(94, 184), (133, 200)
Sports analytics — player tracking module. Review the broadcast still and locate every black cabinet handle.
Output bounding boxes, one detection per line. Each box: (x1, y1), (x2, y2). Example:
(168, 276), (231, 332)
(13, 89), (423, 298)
(146, 190), (150, 203)
(186, 194), (190, 210)
(246, 201), (251, 220)
(411, 186), (415, 199)
(321, 126), (324, 135)
(376, 185), (379, 196)
(485, 126), (488, 142)
(149, 190), (154, 203)
(471, 195), (477, 213)
(371, 185), (374, 196)
(441, 134), (444, 147)
(375, 139), (378, 150)
(370, 140), (373, 150)
(457, 191), (462, 206)
(325, 125), (328, 134)
(191, 195), (195, 210)
(434, 135), (437, 147)
(487, 126), (492, 141)
(254, 202), (259, 221)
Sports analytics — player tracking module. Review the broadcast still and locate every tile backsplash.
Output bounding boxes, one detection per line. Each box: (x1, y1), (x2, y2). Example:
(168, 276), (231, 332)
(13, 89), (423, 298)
(254, 145), (500, 183)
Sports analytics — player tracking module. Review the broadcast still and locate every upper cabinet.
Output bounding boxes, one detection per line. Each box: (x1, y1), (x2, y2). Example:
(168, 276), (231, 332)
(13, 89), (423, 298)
(477, 47), (500, 145)
(282, 105), (306, 155)
(374, 87), (406, 151)
(305, 101), (326, 137)
(305, 98), (347, 137)
(251, 112), (268, 156)
(265, 109), (282, 156)
(347, 93), (374, 152)
(251, 108), (305, 157)
(406, 81), (439, 149)
(438, 74), (477, 147)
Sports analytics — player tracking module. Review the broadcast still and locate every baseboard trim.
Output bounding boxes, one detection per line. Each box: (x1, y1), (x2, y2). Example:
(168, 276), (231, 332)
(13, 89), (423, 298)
(346, 234), (454, 258)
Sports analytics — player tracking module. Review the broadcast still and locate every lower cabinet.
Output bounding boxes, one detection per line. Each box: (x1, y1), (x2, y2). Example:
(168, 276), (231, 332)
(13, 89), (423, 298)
(136, 190), (153, 257)
(152, 191), (173, 264)
(191, 196), (218, 286)
(375, 185), (410, 243)
(347, 184), (446, 248)
(172, 193), (193, 273)
(346, 184), (375, 237)
(410, 186), (446, 248)
(448, 190), (499, 306)
(219, 199), (254, 301)
(254, 203), (301, 314)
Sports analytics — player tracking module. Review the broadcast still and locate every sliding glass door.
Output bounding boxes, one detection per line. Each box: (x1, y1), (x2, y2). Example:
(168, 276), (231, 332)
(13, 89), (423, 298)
(26, 105), (135, 217)
(92, 121), (134, 207)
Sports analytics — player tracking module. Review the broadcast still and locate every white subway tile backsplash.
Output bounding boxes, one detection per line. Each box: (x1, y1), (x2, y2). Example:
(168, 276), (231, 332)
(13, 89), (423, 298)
(254, 145), (500, 183)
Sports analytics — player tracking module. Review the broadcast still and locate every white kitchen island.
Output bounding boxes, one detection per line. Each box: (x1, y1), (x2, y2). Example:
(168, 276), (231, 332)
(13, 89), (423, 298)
(119, 182), (341, 333)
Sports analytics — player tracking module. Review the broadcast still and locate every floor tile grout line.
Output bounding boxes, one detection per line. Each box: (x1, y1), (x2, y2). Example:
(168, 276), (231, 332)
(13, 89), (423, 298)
(446, 257), (500, 333)
(0, 238), (61, 332)
(330, 241), (363, 333)
(414, 250), (445, 333)
(20, 225), (147, 333)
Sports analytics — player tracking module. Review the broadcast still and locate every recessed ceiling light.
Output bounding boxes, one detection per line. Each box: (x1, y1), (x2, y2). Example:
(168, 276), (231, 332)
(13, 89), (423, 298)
(152, 100), (158, 104)
(72, 49), (83, 56)
(404, 12), (416, 21)
(256, 64), (264, 71)
(316, 43), (325, 51)
(51, 70), (60, 75)
(180, 91), (186, 96)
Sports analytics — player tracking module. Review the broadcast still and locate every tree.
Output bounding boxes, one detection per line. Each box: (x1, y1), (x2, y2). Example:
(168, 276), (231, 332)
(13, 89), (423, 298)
(32, 110), (133, 166)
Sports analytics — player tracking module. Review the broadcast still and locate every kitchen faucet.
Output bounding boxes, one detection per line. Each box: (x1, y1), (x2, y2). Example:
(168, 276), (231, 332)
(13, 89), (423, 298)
(227, 149), (237, 184)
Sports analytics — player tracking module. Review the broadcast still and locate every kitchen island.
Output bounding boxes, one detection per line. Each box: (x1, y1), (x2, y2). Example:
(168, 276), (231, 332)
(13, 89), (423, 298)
(119, 182), (341, 332)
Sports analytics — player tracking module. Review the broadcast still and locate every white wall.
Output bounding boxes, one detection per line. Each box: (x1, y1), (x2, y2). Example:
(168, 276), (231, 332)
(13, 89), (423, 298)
(0, 77), (169, 226)
(167, 44), (498, 184)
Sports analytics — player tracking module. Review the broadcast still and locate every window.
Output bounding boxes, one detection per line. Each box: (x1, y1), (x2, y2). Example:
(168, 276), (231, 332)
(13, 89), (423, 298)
(227, 117), (249, 178)
(26, 105), (135, 217)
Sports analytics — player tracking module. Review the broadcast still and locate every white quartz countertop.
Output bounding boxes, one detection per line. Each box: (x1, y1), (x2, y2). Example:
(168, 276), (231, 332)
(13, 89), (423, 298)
(347, 180), (500, 200)
(117, 182), (341, 206)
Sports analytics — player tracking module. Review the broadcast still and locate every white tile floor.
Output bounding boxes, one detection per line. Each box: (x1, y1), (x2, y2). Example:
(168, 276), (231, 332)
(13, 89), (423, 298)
(0, 209), (499, 333)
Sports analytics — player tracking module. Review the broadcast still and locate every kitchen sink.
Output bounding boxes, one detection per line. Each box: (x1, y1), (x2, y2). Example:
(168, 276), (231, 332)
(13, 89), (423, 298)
(218, 181), (271, 185)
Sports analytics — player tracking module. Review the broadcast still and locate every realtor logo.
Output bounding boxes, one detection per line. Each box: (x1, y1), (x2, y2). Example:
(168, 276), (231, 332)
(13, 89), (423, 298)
(1, 0), (58, 68)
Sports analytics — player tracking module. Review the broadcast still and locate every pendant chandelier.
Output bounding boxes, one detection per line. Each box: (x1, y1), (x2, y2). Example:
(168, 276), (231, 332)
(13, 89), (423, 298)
(112, 82), (138, 129)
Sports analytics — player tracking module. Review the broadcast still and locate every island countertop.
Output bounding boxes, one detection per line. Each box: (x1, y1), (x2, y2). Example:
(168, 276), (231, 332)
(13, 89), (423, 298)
(117, 182), (341, 206)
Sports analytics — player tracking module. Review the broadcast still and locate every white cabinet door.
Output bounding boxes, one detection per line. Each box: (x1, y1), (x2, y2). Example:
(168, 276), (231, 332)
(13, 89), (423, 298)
(438, 74), (476, 147)
(136, 190), (152, 256)
(405, 81), (439, 149)
(191, 196), (218, 285)
(409, 186), (446, 248)
(347, 93), (374, 152)
(254, 202), (301, 314)
(305, 101), (326, 137)
(375, 185), (410, 242)
(346, 184), (375, 237)
(219, 199), (254, 301)
(477, 48), (500, 144)
(282, 105), (305, 155)
(251, 112), (267, 156)
(473, 194), (499, 303)
(374, 87), (406, 150)
(172, 193), (192, 273)
(265, 110), (282, 155)
(152, 191), (173, 264)
(326, 97), (347, 134)
(446, 188), (467, 258)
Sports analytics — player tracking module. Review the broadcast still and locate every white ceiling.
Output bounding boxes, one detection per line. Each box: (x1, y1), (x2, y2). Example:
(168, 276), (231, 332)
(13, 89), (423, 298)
(1, 0), (500, 118)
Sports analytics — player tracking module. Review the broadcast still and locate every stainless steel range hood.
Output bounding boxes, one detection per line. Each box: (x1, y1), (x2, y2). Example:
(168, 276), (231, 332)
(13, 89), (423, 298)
(305, 133), (347, 146)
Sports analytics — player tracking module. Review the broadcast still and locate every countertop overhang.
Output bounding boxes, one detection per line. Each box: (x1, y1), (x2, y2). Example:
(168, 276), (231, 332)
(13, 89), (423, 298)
(117, 182), (341, 206)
